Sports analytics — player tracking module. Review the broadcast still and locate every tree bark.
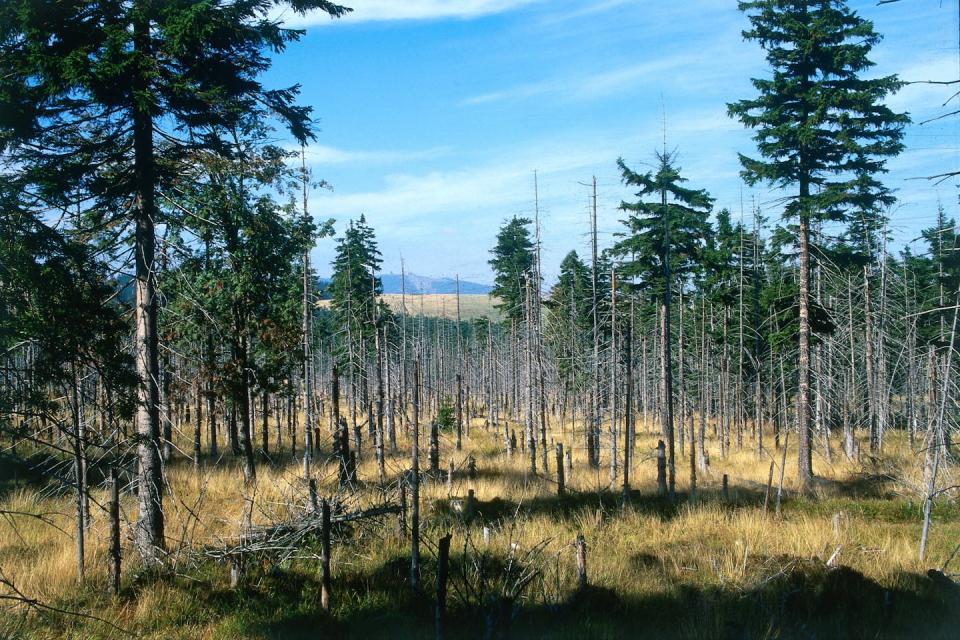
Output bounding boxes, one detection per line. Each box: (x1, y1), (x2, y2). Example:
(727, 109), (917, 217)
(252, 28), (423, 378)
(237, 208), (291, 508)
(132, 13), (165, 560)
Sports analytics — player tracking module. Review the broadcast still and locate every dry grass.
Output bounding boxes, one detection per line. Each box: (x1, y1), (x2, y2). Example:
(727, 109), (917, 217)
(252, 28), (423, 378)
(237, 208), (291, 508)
(317, 294), (502, 321)
(2, 415), (958, 638)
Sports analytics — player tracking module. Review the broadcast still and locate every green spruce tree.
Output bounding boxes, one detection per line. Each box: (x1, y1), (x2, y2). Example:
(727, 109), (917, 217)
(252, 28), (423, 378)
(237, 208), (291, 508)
(728, 0), (907, 489)
(611, 151), (713, 499)
(489, 217), (536, 323)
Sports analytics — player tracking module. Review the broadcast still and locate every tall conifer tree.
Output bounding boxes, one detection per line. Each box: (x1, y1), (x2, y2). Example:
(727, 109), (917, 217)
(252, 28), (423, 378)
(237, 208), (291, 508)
(728, 0), (906, 489)
(0, 0), (349, 560)
(612, 151), (713, 499)
(489, 217), (537, 323)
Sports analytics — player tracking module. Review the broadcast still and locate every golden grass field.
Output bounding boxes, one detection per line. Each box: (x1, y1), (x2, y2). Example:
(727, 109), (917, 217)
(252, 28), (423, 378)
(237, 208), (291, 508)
(2, 413), (959, 638)
(317, 294), (503, 322)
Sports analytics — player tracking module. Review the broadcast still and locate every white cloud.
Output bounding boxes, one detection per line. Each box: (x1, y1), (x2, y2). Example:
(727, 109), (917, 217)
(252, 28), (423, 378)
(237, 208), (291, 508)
(294, 143), (452, 165)
(318, 144), (605, 223)
(275, 0), (541, 26)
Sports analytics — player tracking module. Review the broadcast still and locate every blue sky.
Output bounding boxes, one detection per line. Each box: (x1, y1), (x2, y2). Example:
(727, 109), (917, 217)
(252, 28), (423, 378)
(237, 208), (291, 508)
(264, 0), (960, 284)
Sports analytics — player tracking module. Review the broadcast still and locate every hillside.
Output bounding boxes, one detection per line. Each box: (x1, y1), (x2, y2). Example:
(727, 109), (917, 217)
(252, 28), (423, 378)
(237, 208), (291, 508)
(318, 293), (502, 321)
(379, 273), (492, 295)
(381, 293), (500, 321)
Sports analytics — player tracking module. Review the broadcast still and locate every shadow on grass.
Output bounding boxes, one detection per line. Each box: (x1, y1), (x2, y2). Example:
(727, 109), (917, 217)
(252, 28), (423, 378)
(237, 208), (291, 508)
(811, 472), (900, 500)
(509, 558), (960, 640)
(213, 554), (960, 638)
(0, 449), (60, 496)
(431, 485), (774, 526)
(21, 545), (960, 639)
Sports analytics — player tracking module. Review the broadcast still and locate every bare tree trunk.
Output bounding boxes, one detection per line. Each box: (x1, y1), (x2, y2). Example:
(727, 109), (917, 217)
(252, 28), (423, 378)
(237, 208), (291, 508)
(71, 365), (86, 583)
(660, 300), (675, 501)
(456, 373), (463, 452)
(525, 282), (536, 475)
(261, 388), (269, 457)
(386, 331), (397, 453)
(610, 268), (618, 483)
(235, 332), (256, 484)
(864, 264), (878, 454)
(698, 299), (707, 470)
(193, 378), (202, 469)
(796, 207), (813, 491)
(590, 176), (600, 469)
(678, 288), (686, 459)
(410, 359), (421, 591)
(622, 306), (633, 503)
(376, 326), (386, 484)
(108, 468), (121, 595)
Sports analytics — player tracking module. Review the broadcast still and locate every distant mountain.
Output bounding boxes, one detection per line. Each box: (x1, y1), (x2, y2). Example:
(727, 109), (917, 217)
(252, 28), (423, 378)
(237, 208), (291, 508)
(379, 273), (492, 295)
(115, 272), (485, 304)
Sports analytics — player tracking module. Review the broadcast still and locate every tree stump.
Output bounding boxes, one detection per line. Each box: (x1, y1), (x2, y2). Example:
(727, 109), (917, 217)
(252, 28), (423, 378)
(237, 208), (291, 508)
(320, 499), (331, 612)
(308, 478), (319, 515)
(763, 460), (775, 514)
(436, 532), (452, 640)
(229, 554), (244, 588)
(466, 489), (475, 523)
(575, 533), (587, 589)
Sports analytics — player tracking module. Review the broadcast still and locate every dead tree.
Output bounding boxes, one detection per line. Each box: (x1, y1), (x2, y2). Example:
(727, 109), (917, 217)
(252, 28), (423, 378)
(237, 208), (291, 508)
(436, 532), (452, 640)
(320, 499), (331, 612)
(411, 358), (421, 592)
(108, 468), (121, 595)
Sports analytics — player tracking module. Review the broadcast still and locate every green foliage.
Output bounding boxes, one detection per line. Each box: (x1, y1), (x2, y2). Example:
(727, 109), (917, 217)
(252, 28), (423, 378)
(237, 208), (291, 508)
(911, 208), (960, 348)
(611, 151), (713, 301)
(727, 0), (907, 226)
(0, 0), (351, 224)
(329, 215), (390, 370)
(435, 401), (456, 431)
(0, 184), (135, 415)
(164, 121), (311, 398)
(545, 251), (593, 387)
(489, 216), (536, 323)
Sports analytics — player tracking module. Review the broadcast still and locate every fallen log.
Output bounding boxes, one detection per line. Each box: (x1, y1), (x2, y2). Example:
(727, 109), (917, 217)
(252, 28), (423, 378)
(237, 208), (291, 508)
(206, 503), (403, 560)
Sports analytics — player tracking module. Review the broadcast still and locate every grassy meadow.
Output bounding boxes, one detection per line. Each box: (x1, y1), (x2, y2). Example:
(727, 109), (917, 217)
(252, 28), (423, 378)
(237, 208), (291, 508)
(2, 413), (959, 639)
(318, 294), (502, 322)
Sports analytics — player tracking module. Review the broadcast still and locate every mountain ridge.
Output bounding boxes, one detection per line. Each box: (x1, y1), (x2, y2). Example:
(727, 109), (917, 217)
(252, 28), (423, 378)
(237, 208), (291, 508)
(378, 273), (492, 295)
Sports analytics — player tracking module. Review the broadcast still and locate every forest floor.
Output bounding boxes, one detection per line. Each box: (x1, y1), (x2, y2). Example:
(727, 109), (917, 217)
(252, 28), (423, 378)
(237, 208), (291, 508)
(2, 419), (959, 639)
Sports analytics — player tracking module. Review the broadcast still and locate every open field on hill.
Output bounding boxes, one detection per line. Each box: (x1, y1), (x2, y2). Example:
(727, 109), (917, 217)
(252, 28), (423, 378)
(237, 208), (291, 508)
(318, 294), (502, 322)
(381, 294), (502, 321)
(2, 417), (958, 639)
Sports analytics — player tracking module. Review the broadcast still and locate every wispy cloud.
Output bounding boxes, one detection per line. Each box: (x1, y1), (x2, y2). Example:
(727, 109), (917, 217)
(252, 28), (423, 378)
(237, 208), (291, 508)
(317, 142), (610, 224)
(461, 54), (705, 106)
(885, 52), (959, 117)
(309, 140), (619, 279)
(315, 106), (749, 232)
(276, 0), (541, 26)
(293, 144), (452, 165)
(309, 112), (749, 279)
